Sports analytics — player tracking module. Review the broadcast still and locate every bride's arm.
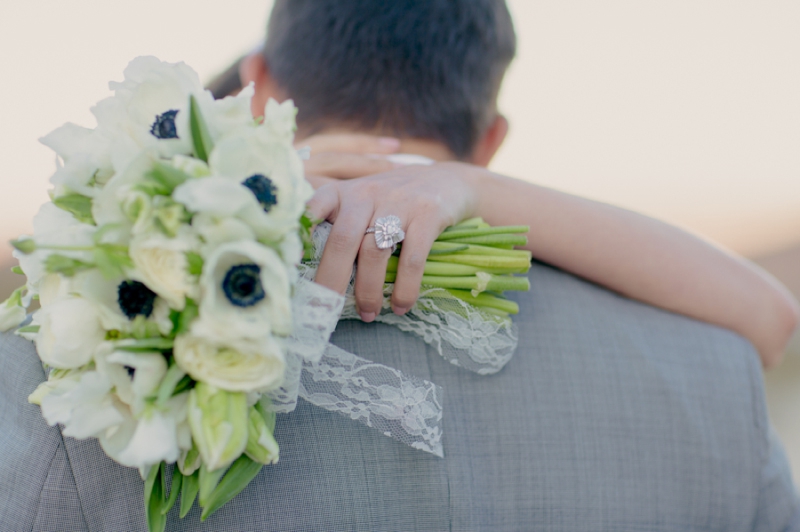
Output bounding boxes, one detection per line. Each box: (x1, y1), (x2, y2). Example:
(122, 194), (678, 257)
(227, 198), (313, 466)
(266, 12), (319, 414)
(307, 161), (799, 368)
(460, 162), (799, 368)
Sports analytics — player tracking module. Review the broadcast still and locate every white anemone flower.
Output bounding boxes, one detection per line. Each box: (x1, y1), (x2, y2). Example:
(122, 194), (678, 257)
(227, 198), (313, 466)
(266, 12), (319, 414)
(91, 56), (209, 174)
(193, 240), (292, 341)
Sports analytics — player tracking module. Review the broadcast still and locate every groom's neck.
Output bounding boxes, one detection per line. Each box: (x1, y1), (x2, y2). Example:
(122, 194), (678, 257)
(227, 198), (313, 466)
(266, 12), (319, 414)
(296, 126), (458, 163)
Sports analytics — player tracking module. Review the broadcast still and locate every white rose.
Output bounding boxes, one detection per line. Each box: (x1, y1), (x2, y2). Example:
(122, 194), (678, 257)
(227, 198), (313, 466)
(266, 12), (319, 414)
(129, 229), (197, 310)
(91, 56), (208, 174)
(34, 297), (107, 369)
(194, 240), (292, 342)
(175, 334), (285, 393)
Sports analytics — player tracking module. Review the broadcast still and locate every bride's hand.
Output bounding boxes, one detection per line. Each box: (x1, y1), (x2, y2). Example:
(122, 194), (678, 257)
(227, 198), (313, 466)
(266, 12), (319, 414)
(297, 133), (403, 189)
(306, 162), (481, 321)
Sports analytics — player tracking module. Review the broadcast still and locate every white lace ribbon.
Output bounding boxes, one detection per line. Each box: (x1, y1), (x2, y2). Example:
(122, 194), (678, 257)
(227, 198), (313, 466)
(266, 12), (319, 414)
(266, 224), (518, 457)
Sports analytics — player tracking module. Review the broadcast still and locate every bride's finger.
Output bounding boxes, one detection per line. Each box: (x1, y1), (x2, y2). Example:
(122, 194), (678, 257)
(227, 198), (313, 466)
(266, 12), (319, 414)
(354, 228), (395, 322)
(298, 134), (400, 155)
(305, 152), (396, 180)
(314, 203), (374, 294)
(306, 184), (341, 223)
(391, 216), (444, 315)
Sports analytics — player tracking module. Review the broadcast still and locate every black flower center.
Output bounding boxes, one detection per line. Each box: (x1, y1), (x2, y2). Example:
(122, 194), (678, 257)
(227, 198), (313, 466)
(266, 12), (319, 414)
(222, 264), (265, 307)
(242, 174), (278, 213)
(117, 280), (157, 319)
(123, 366), (136, 378)
(150, 109), (179, 139)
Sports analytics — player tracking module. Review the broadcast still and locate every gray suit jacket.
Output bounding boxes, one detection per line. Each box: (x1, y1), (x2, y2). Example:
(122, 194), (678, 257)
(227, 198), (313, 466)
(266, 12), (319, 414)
(1, 263), (798, 531)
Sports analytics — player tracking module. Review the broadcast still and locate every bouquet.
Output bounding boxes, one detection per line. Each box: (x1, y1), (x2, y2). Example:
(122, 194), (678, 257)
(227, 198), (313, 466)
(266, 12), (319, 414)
(0, 57), (532, 531)
(2, 57), (314, 530)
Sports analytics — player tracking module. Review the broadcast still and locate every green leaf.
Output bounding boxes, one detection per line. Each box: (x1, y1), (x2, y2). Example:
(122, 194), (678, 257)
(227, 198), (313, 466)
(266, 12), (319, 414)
(161, 465), (183, 515)
(115, 337), (175, 352)
(172, 375), (195, 396)
(10, 238), (36, 255)
(44, 254), (94, 277)
(189, 95), (214, 162)
(198, 464), (227, 509)
(200, 455), (263, 521)
(11, 266), (24, 275)
(148, 161), (192, 194)
(172, 299), (199, 337)
(144, 463), (167, 532)
(179, 470), (200, 519)
(17, 325), (40, 334)
(185, 252), (204, 276)
(53, 194), (95, 225)
(156, 363), (188, 407)
(93, 244), (133, 279)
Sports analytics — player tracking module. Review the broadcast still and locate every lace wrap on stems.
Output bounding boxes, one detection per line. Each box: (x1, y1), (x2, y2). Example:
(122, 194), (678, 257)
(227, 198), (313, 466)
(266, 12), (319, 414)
(267, 223), (518, 457)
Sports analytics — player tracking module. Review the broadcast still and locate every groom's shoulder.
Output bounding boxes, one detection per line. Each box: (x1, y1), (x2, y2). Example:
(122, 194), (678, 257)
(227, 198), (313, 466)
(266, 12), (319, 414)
(0, 329), (87, 531)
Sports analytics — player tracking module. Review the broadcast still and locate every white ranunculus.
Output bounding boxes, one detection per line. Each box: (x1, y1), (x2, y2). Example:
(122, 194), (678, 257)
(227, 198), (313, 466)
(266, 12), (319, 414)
(91, 56), (208, 174)
(194, 240), (292, 341)
(38, 370), (126, 439)
(34, 297), (107, 369)
(209, 122), (313, 242)
(129, 229), (197, 310)
(174, 334), (286, 393)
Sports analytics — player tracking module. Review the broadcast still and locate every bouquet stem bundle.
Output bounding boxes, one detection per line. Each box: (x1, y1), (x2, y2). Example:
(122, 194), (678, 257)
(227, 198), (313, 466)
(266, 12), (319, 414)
(387, 218), (531, 317)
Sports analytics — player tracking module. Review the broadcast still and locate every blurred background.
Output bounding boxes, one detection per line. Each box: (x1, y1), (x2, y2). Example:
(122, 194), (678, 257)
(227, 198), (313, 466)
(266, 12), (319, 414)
(1, 1), (798, 478)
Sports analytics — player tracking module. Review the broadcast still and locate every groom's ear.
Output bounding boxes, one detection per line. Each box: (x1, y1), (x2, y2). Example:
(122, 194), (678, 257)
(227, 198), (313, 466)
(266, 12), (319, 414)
(470, 114), (509, 167)
(239, 53), (288, 118)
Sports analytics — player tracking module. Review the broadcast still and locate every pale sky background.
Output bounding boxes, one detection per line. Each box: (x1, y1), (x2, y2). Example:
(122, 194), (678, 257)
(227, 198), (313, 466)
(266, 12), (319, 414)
(1, 1), (799, 263)
(0, 0), (799, 483)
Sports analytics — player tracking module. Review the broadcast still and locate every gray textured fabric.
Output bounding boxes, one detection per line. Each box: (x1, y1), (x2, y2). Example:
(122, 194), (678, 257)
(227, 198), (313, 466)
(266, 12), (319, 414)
(1, 263), (798, 531)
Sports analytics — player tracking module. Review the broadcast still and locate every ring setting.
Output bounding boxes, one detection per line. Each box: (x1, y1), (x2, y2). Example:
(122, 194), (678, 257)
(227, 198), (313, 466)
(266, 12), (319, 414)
(366, 215), (405, 250)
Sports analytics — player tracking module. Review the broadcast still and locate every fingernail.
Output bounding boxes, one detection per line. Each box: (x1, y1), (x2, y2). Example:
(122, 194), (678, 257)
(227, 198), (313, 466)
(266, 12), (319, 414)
(378, 137), (401, 149)
(392, 306), (409, 316)
(360, 311), (376, 323)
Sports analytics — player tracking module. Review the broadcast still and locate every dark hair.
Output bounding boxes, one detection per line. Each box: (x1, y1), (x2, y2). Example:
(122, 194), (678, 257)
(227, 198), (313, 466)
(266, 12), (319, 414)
(264, 0), (516, 159)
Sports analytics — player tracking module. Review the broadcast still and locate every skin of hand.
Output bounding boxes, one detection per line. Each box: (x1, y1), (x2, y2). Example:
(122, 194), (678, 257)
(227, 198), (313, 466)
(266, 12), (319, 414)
(305, 153), (799, 368)
(306, 164), (479, 322)
(298, 133), (405, 188)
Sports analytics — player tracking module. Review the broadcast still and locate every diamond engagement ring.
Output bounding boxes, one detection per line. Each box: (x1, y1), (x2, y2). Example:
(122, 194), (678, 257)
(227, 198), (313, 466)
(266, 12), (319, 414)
(366, 215), (405, 250)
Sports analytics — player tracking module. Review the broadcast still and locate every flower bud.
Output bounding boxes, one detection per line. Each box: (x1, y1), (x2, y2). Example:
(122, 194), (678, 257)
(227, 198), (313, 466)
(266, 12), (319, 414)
(244, 403), (279, 465)
(188, 382), (248, 471)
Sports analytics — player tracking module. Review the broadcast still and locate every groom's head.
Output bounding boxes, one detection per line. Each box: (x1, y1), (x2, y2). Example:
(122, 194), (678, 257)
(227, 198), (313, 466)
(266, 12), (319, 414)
(240, 0), (516, 165)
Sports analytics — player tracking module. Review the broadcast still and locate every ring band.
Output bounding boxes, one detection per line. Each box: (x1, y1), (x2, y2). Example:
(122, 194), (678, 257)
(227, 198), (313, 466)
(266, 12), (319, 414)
(366, 215), (405, 250)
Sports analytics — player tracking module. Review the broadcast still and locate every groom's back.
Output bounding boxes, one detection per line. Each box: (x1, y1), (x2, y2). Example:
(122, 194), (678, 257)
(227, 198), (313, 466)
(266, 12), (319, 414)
(4, 264), (797, 530)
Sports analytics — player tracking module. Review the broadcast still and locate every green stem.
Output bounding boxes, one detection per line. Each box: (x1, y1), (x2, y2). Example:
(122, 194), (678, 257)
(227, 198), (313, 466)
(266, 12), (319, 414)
(435, 225), (529, 241)
(442, 234), (528, 247)
(426, 254), (531, 271)
(385, 273), (530, 292)
(386, 256), (524, 276)
(444, 288), (520, 314)
(430, 242), (532, 259)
